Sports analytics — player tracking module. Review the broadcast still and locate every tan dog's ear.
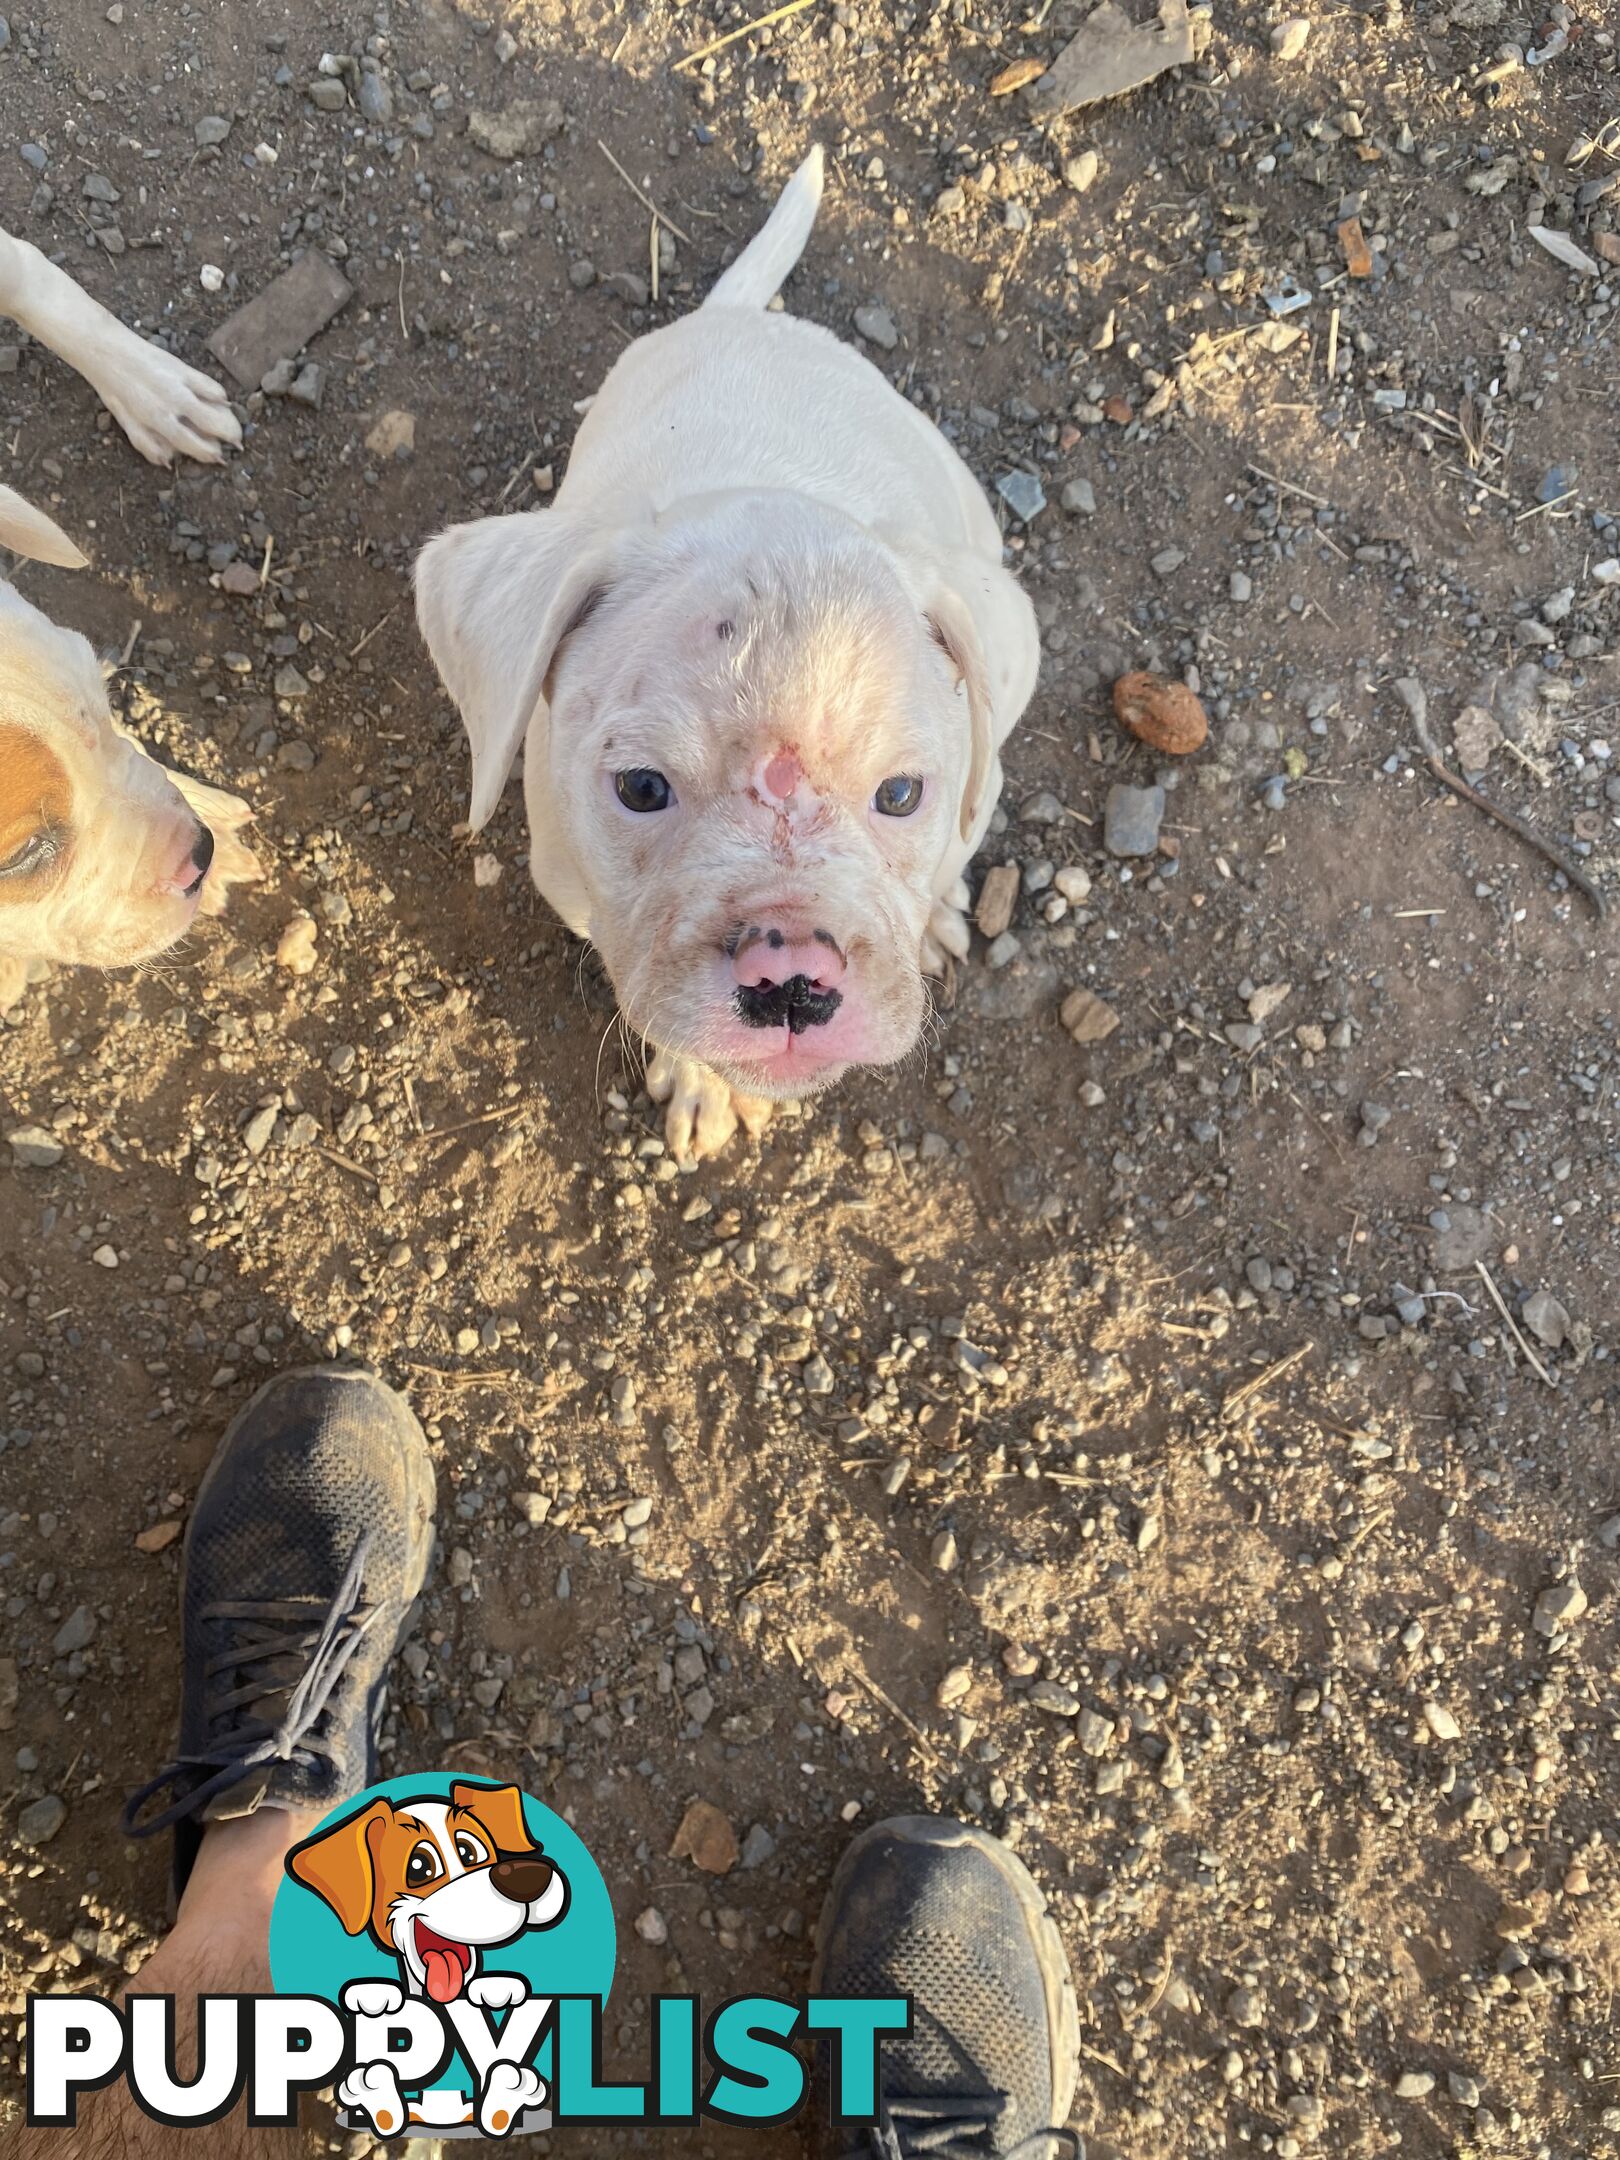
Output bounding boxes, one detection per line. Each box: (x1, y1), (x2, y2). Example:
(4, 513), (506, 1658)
(0, 485), (89, 571)
(451, 1781), (536, 1857)
(414, 510), (615, 833)
(285, 1799), (391, 1933)
(926, 592), (994, 842)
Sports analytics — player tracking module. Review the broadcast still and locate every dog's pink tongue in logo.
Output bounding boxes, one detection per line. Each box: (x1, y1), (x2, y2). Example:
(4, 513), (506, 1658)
(416, 1921), (471, 2003)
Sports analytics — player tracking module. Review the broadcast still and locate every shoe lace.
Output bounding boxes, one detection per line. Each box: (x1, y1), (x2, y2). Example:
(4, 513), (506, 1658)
(119, 1534), (379, 1838)
(844, 2095), (1084, 2160)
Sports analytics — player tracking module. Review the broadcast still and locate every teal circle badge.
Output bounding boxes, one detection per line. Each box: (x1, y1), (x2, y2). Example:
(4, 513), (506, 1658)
(269, 1774), (615, 2139)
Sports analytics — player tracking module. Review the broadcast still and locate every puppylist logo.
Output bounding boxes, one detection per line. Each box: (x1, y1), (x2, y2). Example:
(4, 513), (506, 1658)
(27, 1774), (910, 2139)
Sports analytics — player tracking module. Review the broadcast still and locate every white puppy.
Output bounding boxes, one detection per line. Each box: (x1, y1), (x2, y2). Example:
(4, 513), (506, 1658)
(0, 486), (259, 1012)
(1, 225), (241, 465)
(416, 145), (1038, 1164)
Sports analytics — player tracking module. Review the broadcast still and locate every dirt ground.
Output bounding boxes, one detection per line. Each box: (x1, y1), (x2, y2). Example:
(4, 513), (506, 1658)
(3, 0), (1619, 2152)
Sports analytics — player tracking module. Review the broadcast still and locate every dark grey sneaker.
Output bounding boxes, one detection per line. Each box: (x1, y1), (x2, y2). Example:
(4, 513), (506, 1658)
(812, 1815), (1082, 2160)
(121, 1367), (435, 1888)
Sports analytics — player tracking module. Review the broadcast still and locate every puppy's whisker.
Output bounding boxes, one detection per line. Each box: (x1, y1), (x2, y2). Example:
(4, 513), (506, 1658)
(593, 1008), (627, 1108)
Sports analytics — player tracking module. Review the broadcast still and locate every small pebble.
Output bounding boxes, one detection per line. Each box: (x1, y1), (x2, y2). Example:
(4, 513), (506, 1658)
(1103, 783), (1165, 858)
(852, 303), (899, 349)
(17, 1795), (67, 1846)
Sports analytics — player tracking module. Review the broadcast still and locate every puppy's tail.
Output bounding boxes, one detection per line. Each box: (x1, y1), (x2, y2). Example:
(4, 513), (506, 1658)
(704, 144), (824, 311)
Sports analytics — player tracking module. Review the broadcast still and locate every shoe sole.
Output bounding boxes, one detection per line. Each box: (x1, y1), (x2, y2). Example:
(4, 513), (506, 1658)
(810, 1813), (1081, 2141)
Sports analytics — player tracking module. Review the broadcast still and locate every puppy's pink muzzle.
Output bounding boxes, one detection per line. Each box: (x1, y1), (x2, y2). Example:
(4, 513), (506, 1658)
(730, 924), (847, 991)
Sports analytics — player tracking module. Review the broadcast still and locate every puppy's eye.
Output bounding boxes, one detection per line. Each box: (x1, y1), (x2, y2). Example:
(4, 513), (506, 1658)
(406, 1842), (443, 1887)
(615, 769), (674, 813)
(873, 775), (924, 818)
(454, 1833), (489, 1868)
(0, 830), (57, 879)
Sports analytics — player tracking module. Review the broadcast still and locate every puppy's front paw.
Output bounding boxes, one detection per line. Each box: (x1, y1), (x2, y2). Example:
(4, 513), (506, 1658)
(0, 955), (32, 1016)
(337, 2060), (408, 2138)
(341, 1979), (406, 2019)
(646, 1049), (773, 1169)
(922, 881), (971, 976)
(479, 2061), (546, 2137)
(91, 335), (242, 468)
(467, 1973), (528, 2012)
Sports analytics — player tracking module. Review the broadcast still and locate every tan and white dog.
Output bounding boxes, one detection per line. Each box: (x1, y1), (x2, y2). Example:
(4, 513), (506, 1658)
(0, 488), (259, 1013)
(416, 144), (1039, 1165)
(288, 1781), (570, 2136)
(1, 231), (255, 1007)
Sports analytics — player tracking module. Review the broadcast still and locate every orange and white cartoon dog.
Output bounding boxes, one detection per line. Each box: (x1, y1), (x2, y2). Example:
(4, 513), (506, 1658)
(287, 1781), (570, 2137)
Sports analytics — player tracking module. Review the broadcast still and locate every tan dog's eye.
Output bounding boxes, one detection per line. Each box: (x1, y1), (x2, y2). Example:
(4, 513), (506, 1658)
(0, 830), (61, 879)
(406, 1841), (443, 1888)
(454, 1831), (490, 1867)
(615, 769), (674, 813)
(873, 775), (924, 817)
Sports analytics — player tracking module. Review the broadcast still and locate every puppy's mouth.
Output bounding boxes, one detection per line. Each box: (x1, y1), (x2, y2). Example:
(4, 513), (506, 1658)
(415, 1920), (474, 2003)
(159, 823), (217, 902)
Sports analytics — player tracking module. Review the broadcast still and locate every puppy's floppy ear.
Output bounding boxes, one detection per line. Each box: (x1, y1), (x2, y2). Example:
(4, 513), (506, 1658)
(285, 1799), (391, 1934)
(451, 1780), (536, 1857)
(0, 485), (89, 570)
(925, 589), (995, 842)
(415, 510), (612, 833)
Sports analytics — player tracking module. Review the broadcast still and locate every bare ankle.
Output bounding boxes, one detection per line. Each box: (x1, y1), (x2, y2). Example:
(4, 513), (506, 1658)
(175, 1806), (321, 1939)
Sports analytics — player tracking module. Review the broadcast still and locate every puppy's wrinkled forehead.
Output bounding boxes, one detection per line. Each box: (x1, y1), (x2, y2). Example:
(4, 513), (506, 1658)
(633, 538), (924, 767)
(0, 724), (71, 884)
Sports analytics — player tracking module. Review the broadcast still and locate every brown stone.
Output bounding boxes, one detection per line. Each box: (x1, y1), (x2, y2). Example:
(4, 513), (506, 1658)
(1112, 669), (1209, 755)
(670, 1799), (739, 1876)
(1337, 215), (1374, 279)
(1061, 987), (1120, 1045)
(990, 56), (1046, 94)
(975, 864), (1021, 940)
(205, 250), (353, 390)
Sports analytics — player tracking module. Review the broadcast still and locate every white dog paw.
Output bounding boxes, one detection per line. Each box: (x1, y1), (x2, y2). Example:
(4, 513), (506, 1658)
(340, 1979), (406, 2019)
(646, 1049), (773, 1168)
(922, 891), (971, 975)
(479, 2061), (546, 2137)
(337, 2061), (409, 2138)
(0, 955), (31, 1017)
(467, 1973), (528, 2012)
(90, 335), (242, 468)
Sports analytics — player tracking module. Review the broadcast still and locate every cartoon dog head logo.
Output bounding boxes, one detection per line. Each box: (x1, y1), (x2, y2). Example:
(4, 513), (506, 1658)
(287, 1781), (571, 2004)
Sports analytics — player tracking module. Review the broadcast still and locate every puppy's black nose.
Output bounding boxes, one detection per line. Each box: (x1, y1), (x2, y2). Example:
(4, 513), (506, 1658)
(182, 825), (215, 898)
(735, 974), (843, 1034)
(490, 1855), (555, 1904)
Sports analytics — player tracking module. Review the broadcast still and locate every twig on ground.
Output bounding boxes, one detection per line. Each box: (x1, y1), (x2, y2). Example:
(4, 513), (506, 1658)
(428, 1101), (535, 1142)
(596, 138), (693, 244)
(348, 603), (398, 659)
(1404, 697), (1607, 921)
(317, 1144), (377, 1187)
(845, 1665), (938, 1761)
(672, 0), (818, 71)
(1475, 1261), (1555, 1387)
(1247, 462), (1332, 509)
(1222, 1343), (1312, 1423)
